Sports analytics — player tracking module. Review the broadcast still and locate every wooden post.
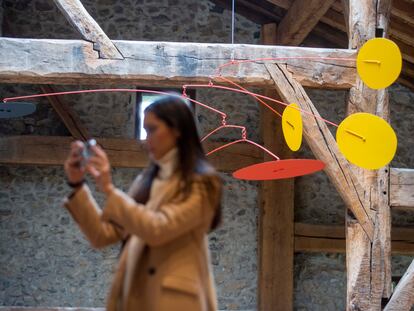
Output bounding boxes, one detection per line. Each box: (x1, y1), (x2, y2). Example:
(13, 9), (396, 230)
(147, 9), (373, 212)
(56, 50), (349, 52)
(345, 0), (393, 309)
(258, 23), (294, 311)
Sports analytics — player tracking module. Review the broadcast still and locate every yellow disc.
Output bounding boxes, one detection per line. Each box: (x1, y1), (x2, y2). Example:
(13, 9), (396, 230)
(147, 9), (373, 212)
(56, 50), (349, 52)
(357, 38), (402, 89)
(282, 103), (303, 151)
(336, 113), (397, 170)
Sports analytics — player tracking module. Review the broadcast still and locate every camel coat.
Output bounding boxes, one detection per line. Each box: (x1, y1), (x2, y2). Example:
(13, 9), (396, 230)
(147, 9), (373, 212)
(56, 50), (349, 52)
(63, 173), (221, 311)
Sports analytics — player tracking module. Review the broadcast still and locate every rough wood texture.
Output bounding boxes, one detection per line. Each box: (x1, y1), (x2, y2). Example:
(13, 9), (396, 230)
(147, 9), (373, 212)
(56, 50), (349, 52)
(384, 259), (414, 311)
(341, 0), (350, 36)
(0, 38), (357, 89)
(53, 0), (123, 59)
(345, 1), (393, 308)
(262, 0), (414, 92)
(294, 223), (414, 254)
(0, 136), (262, 172)
(265, 63), (374, 240)
(376, 0), (393, 34)
(276, 0), (336, 45)
(259, 99), (294, 311)
(258, 24), (294, 311)
(295, 227), (414, 256)
(346, 220), (372, 310)
(40, 85), (90, 141)
(390, 168), (414, 208)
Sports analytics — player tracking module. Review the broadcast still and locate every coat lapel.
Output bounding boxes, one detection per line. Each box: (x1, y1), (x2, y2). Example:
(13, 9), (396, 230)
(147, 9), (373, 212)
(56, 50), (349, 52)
(121, 174), (181, 305)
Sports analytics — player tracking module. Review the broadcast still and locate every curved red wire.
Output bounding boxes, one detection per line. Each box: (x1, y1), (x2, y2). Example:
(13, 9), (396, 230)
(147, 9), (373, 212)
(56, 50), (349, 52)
(206, 139), (280, 160)
(2, 88), (280, 160)
(215, 75), (282, 118)
(182, 83), (339, 127)
(201, 124), (246, 142)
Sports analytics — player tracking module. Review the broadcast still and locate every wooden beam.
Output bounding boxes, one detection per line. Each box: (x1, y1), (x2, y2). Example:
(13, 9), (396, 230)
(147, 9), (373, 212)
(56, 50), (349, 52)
(276, 0), (336, 46)
(40, 85), (90, 141)
(0, 136), (262, 172)
(394, 38), (414, 64)
(264, 63), (374, 240)
(390, 168), (414, 208)
(294, 223), (414, 255)
(0, 38), (357, 89)
(266, 0), (349, 38)
(258, 23), (294, 311)
(384, 259), (414, 311)
(389, 18), (414, 48)
(53, 0), (123, 59)
(391, 0), (414, 26)
(346, 1), (393, 308)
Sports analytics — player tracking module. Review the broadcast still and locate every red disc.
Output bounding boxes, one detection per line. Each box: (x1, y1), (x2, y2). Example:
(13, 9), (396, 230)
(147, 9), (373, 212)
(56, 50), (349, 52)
(232, 159), (325, 180)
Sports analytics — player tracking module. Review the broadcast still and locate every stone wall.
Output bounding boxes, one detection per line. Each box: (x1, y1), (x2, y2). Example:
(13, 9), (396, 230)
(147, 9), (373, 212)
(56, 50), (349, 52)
(0, 0), (413, 310)
(1, 1), (260, 310)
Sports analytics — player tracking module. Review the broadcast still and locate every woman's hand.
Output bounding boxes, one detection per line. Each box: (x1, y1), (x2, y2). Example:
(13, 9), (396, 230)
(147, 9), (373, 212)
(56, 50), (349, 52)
(86, 144), (115, 195)
(64, 141), (86, 184)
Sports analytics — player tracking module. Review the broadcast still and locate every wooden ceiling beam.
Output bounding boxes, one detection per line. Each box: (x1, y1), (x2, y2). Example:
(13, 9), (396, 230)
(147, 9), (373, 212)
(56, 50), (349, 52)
(276, 0), (336, 46)
(0, 136), (262, 172)
(0, 38), (357, 89)
(391, 0), (414, 26)
(394, 38), (414, 64)
(53, 0), (123, 59)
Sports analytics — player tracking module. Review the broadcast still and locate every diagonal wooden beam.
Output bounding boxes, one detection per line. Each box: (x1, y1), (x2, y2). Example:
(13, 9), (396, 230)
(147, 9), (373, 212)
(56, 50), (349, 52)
(276, 0), (336, 45)
(264, 63), (374, 240)
(53, 0), (123, 59)
(0, 38), (357, 89)
(40, 85), (90, 141)
(384, 259), (414, 311)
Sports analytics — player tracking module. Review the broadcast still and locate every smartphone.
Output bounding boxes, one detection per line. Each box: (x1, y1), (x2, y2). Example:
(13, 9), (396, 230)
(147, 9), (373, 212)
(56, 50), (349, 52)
(81, 139), (97, 166)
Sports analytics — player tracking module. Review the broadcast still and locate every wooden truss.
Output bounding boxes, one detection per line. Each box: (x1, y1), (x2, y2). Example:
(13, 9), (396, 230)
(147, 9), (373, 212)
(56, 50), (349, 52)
(0, 0), (413, 310)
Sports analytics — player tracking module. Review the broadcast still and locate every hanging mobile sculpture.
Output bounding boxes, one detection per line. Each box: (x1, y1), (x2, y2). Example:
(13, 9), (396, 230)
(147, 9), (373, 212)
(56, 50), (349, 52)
(1, 37), (402, 179)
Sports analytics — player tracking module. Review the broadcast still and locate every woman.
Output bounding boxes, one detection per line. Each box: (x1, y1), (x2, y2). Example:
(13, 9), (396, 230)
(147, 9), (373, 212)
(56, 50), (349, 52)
(63, 95), (222, 311)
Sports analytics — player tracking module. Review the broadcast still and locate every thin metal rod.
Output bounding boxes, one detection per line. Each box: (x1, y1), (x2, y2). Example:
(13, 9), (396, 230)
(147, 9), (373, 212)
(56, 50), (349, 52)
(201, 124), (246, 142)
(183, 83), (339, 127)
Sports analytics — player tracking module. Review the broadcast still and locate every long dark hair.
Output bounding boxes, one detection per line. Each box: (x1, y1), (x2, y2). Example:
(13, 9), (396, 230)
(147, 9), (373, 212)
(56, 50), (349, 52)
(134, 94), (221, 231)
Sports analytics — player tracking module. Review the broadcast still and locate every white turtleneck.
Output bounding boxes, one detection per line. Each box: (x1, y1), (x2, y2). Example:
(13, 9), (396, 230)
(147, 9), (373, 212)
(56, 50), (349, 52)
(149, 147), (179, 200)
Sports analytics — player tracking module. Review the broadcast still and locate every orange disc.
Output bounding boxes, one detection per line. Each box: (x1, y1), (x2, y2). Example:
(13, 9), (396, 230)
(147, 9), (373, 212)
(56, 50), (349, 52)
(232, 159), (325, 180)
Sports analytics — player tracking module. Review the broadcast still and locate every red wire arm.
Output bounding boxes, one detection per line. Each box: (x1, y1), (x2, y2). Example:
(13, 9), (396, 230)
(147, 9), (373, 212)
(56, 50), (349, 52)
(3, 88), (228, 120)
(201, 124), (246, 142)
(206, 138), (280, 160)
(2, 87), (280, 160)
(214, 75), (282, 118)
(182, 83), (339, 127)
